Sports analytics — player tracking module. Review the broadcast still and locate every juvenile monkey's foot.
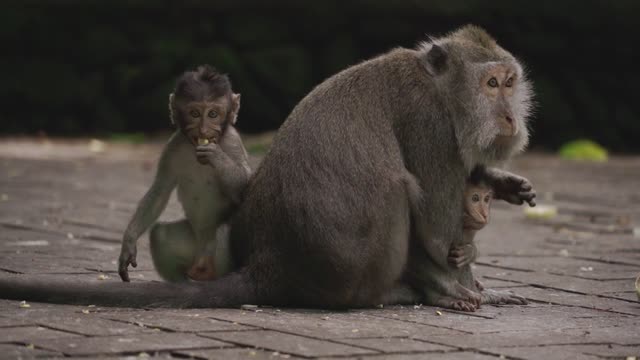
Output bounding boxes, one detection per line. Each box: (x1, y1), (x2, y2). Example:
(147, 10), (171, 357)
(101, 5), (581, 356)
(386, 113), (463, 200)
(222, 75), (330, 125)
(474, 279), (485, 291)
(186, 255), (217, 281)
(481, 289), (528, 305)
(448, 244), (476, 268)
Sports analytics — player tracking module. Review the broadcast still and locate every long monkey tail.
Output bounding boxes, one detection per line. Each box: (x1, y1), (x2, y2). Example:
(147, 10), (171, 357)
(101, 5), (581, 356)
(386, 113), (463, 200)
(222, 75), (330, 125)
(0, 270), (259, 308)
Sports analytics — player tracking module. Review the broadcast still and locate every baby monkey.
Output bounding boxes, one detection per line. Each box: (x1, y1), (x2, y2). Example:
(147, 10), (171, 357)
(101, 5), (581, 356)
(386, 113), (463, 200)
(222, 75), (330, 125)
(118, 65), (251, 283)
(448, 175), (494, 290)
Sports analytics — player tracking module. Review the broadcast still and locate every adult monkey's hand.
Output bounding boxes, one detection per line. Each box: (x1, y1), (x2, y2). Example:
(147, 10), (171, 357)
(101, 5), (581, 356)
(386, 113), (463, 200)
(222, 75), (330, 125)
(482, 167), (536, 207)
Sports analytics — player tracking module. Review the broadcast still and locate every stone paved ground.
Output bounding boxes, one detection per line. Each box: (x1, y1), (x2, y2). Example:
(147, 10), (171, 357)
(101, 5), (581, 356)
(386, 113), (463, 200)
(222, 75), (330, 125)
(0, 137), (639, 360)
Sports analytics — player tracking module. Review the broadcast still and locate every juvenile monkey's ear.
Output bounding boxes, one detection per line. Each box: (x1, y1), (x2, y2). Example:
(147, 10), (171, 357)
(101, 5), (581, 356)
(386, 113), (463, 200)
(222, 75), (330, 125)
(168, 93), (176, 125)
(424, 44), (448, 75)
(230, 93), (241, 125)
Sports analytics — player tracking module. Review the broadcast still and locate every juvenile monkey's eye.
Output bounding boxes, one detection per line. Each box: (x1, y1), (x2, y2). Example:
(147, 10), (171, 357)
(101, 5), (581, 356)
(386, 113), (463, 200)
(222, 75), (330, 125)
(505, 77), (514, 87)
(471, 194), (480, 202)
(208, 110), (218, 118)
(487, 77), (499, 88)
(190, 110), (200, 118)
(484, 195), (491, 203)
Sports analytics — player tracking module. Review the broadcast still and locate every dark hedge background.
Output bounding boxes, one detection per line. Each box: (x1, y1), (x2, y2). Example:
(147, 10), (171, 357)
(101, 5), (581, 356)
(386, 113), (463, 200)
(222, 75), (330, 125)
(1, 1), (639, 151)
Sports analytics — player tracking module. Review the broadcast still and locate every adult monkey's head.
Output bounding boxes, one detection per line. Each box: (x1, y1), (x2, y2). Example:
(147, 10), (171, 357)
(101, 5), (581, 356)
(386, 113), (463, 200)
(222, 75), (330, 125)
(420, 25), (533, 170)
(169, 65), (241, 146)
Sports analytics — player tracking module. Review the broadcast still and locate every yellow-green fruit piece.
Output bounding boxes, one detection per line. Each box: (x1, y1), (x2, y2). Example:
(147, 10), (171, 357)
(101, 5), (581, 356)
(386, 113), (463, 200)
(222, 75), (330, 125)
(524, 205), (558, 219)
(558, 139), (608, 161)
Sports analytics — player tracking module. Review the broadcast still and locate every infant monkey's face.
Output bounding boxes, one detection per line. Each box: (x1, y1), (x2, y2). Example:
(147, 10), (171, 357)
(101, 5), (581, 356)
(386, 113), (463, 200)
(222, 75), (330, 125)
(463, 184), (492, 230)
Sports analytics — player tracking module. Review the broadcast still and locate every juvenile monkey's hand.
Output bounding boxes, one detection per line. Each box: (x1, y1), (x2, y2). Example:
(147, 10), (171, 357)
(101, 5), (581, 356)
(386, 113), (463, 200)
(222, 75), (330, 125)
(196, 143), (223, 166)
(118, 240), (137, 282)
(491, 172), (536, 207)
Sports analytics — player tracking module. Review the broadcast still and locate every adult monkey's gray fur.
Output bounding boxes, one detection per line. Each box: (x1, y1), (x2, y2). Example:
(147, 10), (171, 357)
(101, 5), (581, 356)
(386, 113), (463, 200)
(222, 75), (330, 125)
(0, 25), (534, 311)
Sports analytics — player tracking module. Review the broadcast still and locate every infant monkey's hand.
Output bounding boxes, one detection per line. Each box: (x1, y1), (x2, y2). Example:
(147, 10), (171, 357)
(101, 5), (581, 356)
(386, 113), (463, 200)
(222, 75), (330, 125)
(448, 244), (477, 268)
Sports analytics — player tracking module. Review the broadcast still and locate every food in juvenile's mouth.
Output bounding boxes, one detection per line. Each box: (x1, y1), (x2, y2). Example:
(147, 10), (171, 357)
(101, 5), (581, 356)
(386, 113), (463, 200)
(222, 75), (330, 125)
(197, 138), (209, 145)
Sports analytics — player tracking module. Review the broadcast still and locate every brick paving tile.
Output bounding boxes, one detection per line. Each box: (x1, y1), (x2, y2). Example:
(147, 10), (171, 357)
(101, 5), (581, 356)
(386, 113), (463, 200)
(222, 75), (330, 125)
(0, 343), (62, 358)
(30, 332), (228, 356)
(202, 330), (377, 357)
(333, 337), (456, 353)
(0, 316), (33, 328)
(206, 309), (465, 339)
(101, 310), (256, 332)
(483, 344), (640, 360)
(0, 326), (80, 344)
(341, 351), (500, 359)
(175, 347), (305, 359)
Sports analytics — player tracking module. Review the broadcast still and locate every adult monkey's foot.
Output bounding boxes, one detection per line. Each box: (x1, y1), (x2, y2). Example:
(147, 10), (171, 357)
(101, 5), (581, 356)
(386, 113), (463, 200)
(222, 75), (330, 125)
(481, 289), (528, 305)
(424, 283), (482, 312)
(427, 295), (477, 312)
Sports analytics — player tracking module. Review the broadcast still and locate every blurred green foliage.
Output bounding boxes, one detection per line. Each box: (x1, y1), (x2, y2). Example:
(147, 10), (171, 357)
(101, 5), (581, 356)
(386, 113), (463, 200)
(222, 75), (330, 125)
(1, 0), (639, 152)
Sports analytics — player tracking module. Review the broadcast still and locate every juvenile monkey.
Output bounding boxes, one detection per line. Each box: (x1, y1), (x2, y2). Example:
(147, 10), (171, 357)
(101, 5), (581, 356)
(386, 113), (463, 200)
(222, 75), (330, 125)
(0, 25), (535, 309)
(118, 65), (251, 282)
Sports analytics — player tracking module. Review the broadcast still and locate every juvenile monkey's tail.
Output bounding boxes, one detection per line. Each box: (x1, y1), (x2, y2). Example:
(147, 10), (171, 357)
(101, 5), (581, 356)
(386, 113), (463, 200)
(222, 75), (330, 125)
(0, 270), (260, 308)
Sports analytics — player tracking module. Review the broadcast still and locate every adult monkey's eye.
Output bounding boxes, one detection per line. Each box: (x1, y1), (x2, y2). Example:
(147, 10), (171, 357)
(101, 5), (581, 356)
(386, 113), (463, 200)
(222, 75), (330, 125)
(484, 195), (491, 203)
(505, 77), (514, 87)
(190, 110), (200, 118)
(487, 77), (499, 88)
(208, 110), (218, 118)
(472, 194), (480, 202)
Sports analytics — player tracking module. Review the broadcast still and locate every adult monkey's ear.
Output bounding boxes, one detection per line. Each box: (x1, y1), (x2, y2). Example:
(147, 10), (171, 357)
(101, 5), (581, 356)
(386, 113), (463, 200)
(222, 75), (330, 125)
(424, 43), (448, 76)
(168, 93), (176, 125)
(230, 93), (241, 125)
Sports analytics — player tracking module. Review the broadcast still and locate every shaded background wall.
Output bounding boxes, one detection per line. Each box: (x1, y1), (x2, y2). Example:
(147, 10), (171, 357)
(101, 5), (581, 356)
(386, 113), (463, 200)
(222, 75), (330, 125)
(1, 0), (639, 151)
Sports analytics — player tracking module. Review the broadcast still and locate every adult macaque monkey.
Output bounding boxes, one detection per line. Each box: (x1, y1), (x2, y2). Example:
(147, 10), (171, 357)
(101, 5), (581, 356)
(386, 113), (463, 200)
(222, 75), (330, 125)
(118, 65), (251, 283)
(0, 25), (534, 310)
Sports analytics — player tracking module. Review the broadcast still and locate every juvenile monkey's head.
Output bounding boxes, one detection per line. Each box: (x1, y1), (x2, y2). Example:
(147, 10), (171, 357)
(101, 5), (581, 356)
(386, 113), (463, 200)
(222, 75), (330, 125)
(419, 25), (533, 169)
(462, 179), (493, 231)
(169, 65), (241, 146)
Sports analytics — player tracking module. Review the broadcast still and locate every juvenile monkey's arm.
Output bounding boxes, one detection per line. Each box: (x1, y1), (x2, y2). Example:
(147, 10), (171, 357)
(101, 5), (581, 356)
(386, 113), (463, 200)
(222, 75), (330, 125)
(478, 166), (536, 206)
(196, 127), (251, 204)
(119, 138), (178, 281)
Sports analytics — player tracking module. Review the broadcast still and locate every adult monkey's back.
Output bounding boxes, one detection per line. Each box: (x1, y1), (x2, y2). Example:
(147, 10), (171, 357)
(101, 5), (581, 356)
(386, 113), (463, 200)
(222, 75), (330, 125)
(0, 25), (533, 309)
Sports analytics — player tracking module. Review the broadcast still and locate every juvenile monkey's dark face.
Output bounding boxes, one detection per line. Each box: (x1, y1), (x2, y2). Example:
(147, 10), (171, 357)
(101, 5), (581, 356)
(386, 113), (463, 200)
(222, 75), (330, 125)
(179, 96), (230, 146)
(462, 184), (492, 230)
(169, 65), (240, 147)
(171, 93), (240, 146)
